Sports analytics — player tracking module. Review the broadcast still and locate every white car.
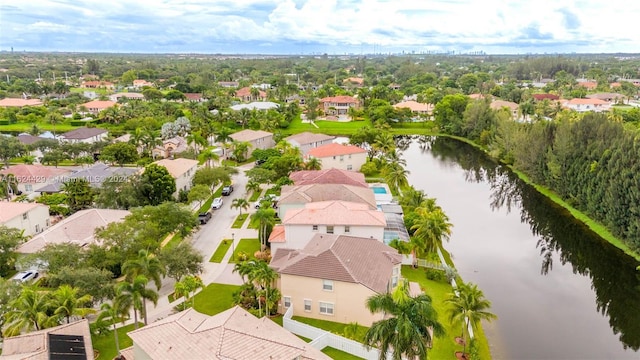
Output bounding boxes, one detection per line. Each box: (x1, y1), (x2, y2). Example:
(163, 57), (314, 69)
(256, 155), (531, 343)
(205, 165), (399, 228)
(211, 197), (223, 210)
(254, 194), (279, 209)
(12, 270), (39, 283)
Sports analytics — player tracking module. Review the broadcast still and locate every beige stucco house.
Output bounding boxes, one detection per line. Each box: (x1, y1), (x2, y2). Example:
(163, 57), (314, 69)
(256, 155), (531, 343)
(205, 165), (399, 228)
(319, 95), (359, 116)
(277, 183), (377, 219)
(306, 143), (367, 172)
(228, 129), (274, 154)
(0, 164), (73, 196)
(284, 132), (335, 155)
(393, 100), (434, 115)
(81, 100), (117, 115)
(562, 98), (611, 112)
(151, 136), (188, 159)
(60, 127), (109, 144)
(289, 168), (368, 188)
(151, 158), (198, 198)
(0, 202), (50, 236)
(271, 200), (386, 253)
(271, 234), (402, 326)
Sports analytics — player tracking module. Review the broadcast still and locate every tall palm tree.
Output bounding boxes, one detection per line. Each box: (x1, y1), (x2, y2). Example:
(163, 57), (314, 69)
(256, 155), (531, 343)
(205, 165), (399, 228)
(3, 286), (58, 337)
(251, 207), (276, 250)
(232, 260), (254, 283)
(50, 285), (95, 324)
(117, 275), (158, 328)
(45, 111), (63, 138)
(250, 260), (278, 317)
(410, 205), (453, 261)
(399, 186), (427, 210)
(122, 249), (166, 290)
(96, 297), (129, 358)
(304, 157), (322, 170)
(231, 198), (250, 216)
(373, 132), (396, 157)
(382, 161), (410, 195)
(198, 148), (220, 168)
(173, 275), (204, 308)
(445, 282), (497, 355)
(246, 180), (262, 197)
(364, 280), (445, 360)
(0, 174), (19, 201)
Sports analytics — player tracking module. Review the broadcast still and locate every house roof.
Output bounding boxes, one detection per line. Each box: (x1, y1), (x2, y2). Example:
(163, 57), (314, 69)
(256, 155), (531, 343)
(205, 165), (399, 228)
(268, 224), (286, 243)
(271, 234), (402, 294)
(565, 98), (609, 105)
(531, 93), (560, 101)
(81, 100), (116, 110)
(289, 168), (368, 187)
(0, 165), (72, 182)
(343, 77), (364, 85)
(285, 132), (335, 147)
(279, 183), (377, 209)
(585, 92), (625, 101)
(577, 81), (597, 89)
(152, 158), (198, 178)
(235, 87), (267, 98)
(468, 93), (486, 100)
(183, 93), (204, 101)
(283, 200), (386, 227)
(16, 134), (42, 145)
(0, 202), (48, 223)
(393, 100), (434, 112)
(307, 143), (367, 158)
(0, 319), (94, 360)
(490, 100), (519, 111)
(110, 92), (144, 100)
(320, 95), (358, 104)
(127, 306), (329, 360)
(229, 129), (272, 143)
(37, 164), (139, 193)
(0, 98), (44, 107)
(61, 127), (108, 140)
(17, 209), (130, 254)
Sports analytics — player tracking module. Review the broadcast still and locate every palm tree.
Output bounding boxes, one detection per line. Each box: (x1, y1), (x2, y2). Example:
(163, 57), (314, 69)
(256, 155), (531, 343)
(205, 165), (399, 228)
(305, 157), (322, 170)
(251, 207), (276, 250)
(122, 249), (166, 291)
(198, 148), (220, 168)
(3, 286), (58, 337)
(0, 174), (19, 201)
(232, 260), (254, 283)
(410, 205), (453, 263)
(250, 87), (261, 102)
(117, 275), (158, 328)
(382, 161), (410, 195)
(246, 180), (262, 197)
(399, 187), (427, 210)
(445, 282), (497, 356)
(373, 132), (396, 157)
(231, 198), (250, 216)
(96, 297), (129, 358)
(50, 285), (95, 324)
(173, 275), (204, 308)
(45, 111), (63, 138)
(364, 280), (445, 360)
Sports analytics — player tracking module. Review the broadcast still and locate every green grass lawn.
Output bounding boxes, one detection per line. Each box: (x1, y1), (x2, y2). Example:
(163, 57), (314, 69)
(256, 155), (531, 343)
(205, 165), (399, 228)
(322, 347), (364, 360)
(229, 238), (261, 263)
(209, 239), (233, 263)
(249, 189), (262, 202)
(92, 323), (138, 360)
(162, 233), (183, 250)
(291, 316), (369, 341)
(193, 283), (240, 315)
(401, 266), (492, 360)
(0, 122), (79, 133)
(231, 213), (249, 228)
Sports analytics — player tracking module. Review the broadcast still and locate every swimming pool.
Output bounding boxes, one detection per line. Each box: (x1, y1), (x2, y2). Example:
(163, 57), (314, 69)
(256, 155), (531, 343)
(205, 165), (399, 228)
(372, 186), (387, 194)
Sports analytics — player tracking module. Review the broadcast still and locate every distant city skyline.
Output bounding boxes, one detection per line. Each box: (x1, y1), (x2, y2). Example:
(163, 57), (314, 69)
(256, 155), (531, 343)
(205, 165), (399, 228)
(1, 0), (639, 55)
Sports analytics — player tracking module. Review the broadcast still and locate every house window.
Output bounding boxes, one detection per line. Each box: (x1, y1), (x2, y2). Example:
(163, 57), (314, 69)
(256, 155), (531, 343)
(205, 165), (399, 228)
(35, 224), (40, 233)
(391, 267), (399, 288)
(347, 165), (353, 171)
(312, 225), (318, 231)
(25, 184), (33, 192)
(23, 213), (28, 220)
(340, 155), (344, 161)
(349, 154), (352, 159)
(304, 299), (312, 312)
(283, 296), (291, 308)
(319, 302), (334, 315)
(326, 226), (334, 234)
(333, 156), (336, 160)
(344, 226), (350, 233)
(322, 280), (334, 291)
(46, 219), (50, 226)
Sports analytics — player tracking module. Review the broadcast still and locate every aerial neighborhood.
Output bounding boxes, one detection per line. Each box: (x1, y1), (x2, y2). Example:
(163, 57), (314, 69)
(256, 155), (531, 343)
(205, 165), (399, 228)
(0, 52), (639, 360)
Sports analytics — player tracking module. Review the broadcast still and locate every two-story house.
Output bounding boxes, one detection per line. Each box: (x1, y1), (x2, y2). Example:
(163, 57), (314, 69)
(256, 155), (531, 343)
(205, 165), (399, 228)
(562, 98), (611, 112)
(306, 143), (367, 171)
(277, 183), (377, 219)
(0, 202), (50, 236)
(60, 127), (109, 144)
(81, 100), (117, 114)
(270, 234), (402, 326)
(151, 158), (198, 198)
(0, 164), (73, 196)
(289, 168), (368, 188)
(284, 132), (335, 155)
(319, 95), (359, 116)
(228, 129), (275, 155)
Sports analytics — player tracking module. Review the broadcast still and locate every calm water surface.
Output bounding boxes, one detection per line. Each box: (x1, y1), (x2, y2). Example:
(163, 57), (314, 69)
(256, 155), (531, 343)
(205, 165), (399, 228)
(401, 137), (640, 360)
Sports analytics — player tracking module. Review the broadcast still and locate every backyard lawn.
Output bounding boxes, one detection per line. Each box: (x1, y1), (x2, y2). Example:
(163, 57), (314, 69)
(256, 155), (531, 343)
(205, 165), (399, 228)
(193, 283), (240, 315)
(291, 316), (368, 342)
(322, 347), (364, 360)
(92, 323), (138, 360)
(228, 238), (261, 263)
(209, 239), (233, 262)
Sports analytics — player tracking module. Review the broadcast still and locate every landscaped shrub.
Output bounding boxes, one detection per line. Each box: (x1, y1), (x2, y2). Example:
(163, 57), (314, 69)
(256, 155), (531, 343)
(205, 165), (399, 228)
(360, 161), (379, 176)
(0, 120), (9, 125)
(236, 251), (249, 261)
(424, 268), (448, 283)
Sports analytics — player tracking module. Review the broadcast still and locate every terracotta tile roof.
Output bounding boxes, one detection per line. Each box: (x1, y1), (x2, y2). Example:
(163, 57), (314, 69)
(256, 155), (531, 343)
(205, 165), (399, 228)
(285, 132), (335, 147)
(289, 168), (367, 187)
(127, 306), (329, 360)
(183, 93), (203, 101)
(228, 129), (272, 143)
(235, 87), (267, 98)
(0, 165), (72, 182)
(532, 93), (560, 101)
(81, 100), (116, 110)
(37, 164), (139, 193)
(17, 209), (130, 253)
(0, 98), (44, 107)
(468, 93), (486, 100)
(61, 127), (108, 140)
(566, 98), (609, 105)
(268, 224), (286, 243)
(343, 77), (364, 85)
(0, 319), (94, 360)
(0, 202), (48, 223)
(577, 81), (597, 90)
(585, 92), (625, 101)
(393, 100), (434, 112)
(271, 234), (402, 294)
(320, 95), (358, 104)
(490, 100), (519, 111)
(307, 143), (367, 158)
(283, 200), (386, 227)
(152, 158), (198, 178)
(279, 184), (376, 209)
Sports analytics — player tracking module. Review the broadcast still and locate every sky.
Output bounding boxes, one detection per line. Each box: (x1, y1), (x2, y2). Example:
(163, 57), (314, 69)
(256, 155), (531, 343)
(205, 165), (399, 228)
(1, 0), (639, 55)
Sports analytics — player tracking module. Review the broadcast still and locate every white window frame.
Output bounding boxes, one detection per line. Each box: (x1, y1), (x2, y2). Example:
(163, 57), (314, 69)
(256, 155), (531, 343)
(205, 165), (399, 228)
(304, 299), (312, 312)
(347, 164), (353, 171)
(344, 225), (350, 233)
(322, 279), (334, 291)
(283, 296), (291, 308)
(312, 225), (318, 231)
(319, 302), (334, 315)
(22, 213), (28, 220)
(326, 225), (334, 234)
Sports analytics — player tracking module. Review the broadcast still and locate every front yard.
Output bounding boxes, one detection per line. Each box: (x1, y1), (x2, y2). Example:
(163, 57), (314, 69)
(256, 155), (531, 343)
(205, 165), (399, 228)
(228, 238), (261, 263)
(92, 323), (138, 360)
(192, 283), (240, 315)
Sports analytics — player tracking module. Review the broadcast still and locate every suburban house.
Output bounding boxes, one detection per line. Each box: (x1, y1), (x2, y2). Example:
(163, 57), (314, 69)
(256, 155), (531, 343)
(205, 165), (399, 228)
(60, 127), (108, 144)
(151, 136), (189, 159)
(562, 98), (611, 112)
(15, 133), (43, 146)
(218, 81), (239, 88)
(121, 306), (329, 360)
(230, 101), (279, 111)
(228, 129), (275, 153)
(576, 80), (598, 90)
(184, 93), (206, 102)
(0, 319), (94, 360)
(235, 86), (267, 102)
(586, 92), (626, 103)
(152, 158), (198, 197)
(306, 143), (367, 171)
(109, 92), (145, 102)
(0, 164), (73, 195)
(37, 163), (140, 193)
(0, 202), (50, 236)
(490, 99), (520, 118)
(532, 93), (560, 101)
(319, 96), (359, 116)
(270, 234), (402, 326)
(343, 77), (365, 87)
(277, 183), (377, 219)
(271, 200), (386, 253)
(285, 132), (335, 155)
(0, 98), (44, 108)
(81, 80), (115, 89)
(17, 208), (130, 253)
(289, 168), (368, 188)
(393, 100), (434, 115)
(132, 79), (154, 88)
(81, 100), (117, 114)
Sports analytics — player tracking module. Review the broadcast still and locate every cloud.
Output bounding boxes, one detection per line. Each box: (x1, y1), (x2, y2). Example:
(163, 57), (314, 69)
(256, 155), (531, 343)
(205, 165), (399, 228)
(0, 0), (638, 54)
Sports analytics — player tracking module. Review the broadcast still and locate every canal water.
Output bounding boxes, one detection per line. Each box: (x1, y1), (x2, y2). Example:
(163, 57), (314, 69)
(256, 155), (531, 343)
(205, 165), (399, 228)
(401, 136), (640, 359)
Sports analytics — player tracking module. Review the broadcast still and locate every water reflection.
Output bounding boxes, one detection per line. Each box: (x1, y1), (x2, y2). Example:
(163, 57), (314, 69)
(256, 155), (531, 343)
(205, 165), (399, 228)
(423, 136), (640, 351)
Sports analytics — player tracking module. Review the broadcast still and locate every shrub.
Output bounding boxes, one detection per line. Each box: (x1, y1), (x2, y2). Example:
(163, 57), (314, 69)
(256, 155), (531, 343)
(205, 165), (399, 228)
(236, 251), (249, 261)
(254, 250), (271, 262)
(0, 120), (9, 125)
(360, 161), (379, 176)
(424, 268), (447, 283)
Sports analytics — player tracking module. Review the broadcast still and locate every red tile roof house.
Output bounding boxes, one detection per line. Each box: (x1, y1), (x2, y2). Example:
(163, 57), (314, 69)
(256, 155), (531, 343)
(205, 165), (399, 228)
(277, 183), (377, 219)
(234, 86), (267, 102)
(289, 168), (368, 188)
(586, 92), (626, 103)
(0, 164), (73, 195)
(284, 132), (335, 155)
(183, 93), (206, 102)
(60, 127), (108, 144)
(306, 143), (368, 172)
(531, 93), (560, 101)
(132, 79), (154, 88)
(81, 80), (115, 89)
(270, 200), (386, 254)
(577, 81), (598, 90)
(490, 99), (520, 119)
(319, 95), (359, 117)
(270, 233), (402, 326)
(392, 100), (434, 115)
(562, 98), (611, 113)
(81, 99), (117, 115)
(121, 306), (329, 360)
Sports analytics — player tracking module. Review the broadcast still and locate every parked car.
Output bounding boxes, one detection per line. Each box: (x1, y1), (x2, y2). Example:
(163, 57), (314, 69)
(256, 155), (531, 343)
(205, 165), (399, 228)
(254, 194), (279, 209)
(255, 159), (266, 166)
(198, 211), (212, 224)
(221, 185), (234, 196)
(12, 270), (39, 283)
(211, 197), (224, 210)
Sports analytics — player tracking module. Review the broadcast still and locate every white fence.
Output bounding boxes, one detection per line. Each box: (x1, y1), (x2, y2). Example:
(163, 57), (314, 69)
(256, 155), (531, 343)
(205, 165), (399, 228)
(283, 306), (393, 360)
(400, 255), (446, 270)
